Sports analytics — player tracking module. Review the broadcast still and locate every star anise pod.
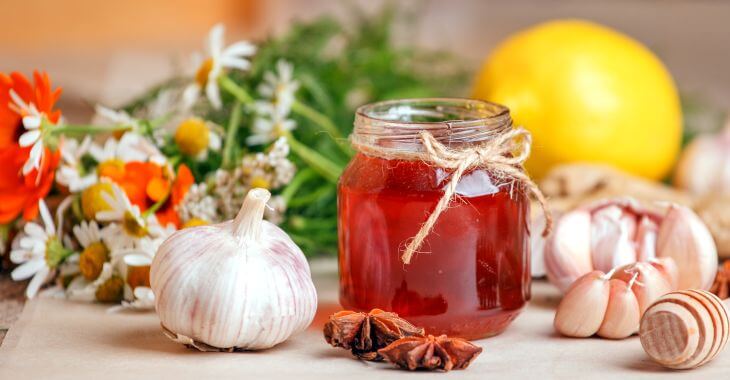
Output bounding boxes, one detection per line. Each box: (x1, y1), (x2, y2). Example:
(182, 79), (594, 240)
(378, 334), (482, 371)
(323, 308), (424, 361)
(710, 260), (730, 299)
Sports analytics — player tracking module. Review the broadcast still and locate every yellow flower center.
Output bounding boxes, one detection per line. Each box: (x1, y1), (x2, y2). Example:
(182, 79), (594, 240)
(250, 176), (271, 190)
(195, 58), (214, 88)
(126, 264), (151, 290)
(97, 159), (125, 179)
(174, 118), (210, 156)
(182, 218), (208, 228)
(95, 276), (124, 303)
(79, 242), (109, 281)
(123, 211), (148, 237)
(81, 182), (115, 220)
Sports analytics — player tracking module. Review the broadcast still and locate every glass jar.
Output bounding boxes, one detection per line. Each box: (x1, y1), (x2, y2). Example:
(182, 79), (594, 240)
(337, 98), (531, 340)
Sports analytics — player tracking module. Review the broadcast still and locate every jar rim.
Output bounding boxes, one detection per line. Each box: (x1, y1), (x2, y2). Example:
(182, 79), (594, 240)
(355, 98), (510, 126)
(353, 98), (512, 151)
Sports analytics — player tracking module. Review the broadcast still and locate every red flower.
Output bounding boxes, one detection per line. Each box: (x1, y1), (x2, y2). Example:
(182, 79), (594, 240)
(101, 161), (194, 229)
(0, 71), (62, 223)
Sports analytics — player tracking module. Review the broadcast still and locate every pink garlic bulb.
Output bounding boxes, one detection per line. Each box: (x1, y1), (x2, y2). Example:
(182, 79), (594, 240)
(544, 198), (717, 293)
(150, 188), (317, 351)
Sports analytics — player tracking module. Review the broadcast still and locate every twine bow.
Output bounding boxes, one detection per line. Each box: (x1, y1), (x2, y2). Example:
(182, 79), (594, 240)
(398, 127), (552, 264)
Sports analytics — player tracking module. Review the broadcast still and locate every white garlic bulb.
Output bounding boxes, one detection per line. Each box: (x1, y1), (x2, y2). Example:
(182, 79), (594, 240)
(544, 198), (717, 293)
(675, 121), (730, 196)
(150, 188), (317, 351)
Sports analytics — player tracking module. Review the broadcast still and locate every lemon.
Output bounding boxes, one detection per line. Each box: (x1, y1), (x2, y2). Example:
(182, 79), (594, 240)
(473, 20), (682, 180)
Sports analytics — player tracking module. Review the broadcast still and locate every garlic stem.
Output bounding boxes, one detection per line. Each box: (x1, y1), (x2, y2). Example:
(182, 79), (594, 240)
(232, 188), (271, 242)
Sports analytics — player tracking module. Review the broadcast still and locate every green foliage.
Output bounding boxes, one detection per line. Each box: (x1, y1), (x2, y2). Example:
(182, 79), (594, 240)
(127, 6), (469, 255)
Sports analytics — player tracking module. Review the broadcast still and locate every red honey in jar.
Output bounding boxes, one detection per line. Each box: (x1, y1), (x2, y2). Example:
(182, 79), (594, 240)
(338, 98), (533, 340)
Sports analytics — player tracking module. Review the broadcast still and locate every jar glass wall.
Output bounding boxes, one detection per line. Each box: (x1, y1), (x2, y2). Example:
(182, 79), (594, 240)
(337, 98), (531, 340)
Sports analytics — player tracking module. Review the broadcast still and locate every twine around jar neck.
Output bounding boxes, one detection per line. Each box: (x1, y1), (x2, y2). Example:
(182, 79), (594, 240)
(351, 127), (552, 265)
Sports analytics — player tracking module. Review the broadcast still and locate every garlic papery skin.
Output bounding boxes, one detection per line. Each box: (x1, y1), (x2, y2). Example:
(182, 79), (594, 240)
(554, 270), (610, 338)
(150, 188), (317, 351)
(611, 262), (672, 315)
(544, 197), (717, 293)
(675, 122), (730, 196)
(656, 204), (718, 291)
(544, 210), (592, 292)
(597, 278), (641, 339)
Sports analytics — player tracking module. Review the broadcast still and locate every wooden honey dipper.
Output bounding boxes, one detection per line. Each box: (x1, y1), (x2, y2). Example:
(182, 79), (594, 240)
(639, 290), (729, 369)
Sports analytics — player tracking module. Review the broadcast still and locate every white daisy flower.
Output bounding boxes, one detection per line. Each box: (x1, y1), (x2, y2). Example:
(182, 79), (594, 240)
(247, 113), (296, 146)
(73, 220), (103, 249)
(89, 132), (165, 165)
(66, 262), (114, 302)
(257, 59), (299, 117)
(9, 89), (50, 175)
(172, 117), (223, 159)
(108, 286), (155, 312)
(10, 200), (72, 298)
(96, 183), (156, 251)
(93, 105), (143, 133)
(56, 136), (97, 192)
(183, 23), (256, 109)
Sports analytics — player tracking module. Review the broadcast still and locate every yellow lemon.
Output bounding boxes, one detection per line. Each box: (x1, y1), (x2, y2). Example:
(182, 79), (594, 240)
(473, 20), (682, 180)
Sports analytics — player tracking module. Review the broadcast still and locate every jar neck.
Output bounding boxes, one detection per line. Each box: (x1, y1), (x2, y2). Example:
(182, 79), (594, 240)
(352, 98), (513, 153)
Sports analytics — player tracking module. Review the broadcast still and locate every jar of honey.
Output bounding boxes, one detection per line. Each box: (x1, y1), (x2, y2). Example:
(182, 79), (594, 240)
(338, 98), (540, 340)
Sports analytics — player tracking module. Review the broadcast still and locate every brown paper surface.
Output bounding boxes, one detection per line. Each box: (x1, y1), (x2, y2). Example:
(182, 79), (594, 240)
(1, 265), (728, 379)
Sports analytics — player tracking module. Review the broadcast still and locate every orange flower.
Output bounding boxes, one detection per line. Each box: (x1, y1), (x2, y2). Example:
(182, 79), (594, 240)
(0, 71), (62, 223)
(102, 161), (194, 228)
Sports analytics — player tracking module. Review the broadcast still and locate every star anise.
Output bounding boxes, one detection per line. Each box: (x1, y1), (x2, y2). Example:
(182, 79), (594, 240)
(323, 308), (425, 361)
(710, 260), (730, 300)
(378, 334), (482, 371)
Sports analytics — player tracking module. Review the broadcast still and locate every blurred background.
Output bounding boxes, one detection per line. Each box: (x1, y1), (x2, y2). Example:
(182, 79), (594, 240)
(1, 0), (729, 122)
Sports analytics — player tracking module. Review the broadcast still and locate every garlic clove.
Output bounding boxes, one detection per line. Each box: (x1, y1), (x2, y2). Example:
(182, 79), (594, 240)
(656, 204), (718, 290)
(635, 216), (659, 262)
(675, 122), (730, 196)
(611, 262), (672, 315)
(597, 278), (641, 339)
(554, 270), (610, 338)
(590, 205), (637, 273)
(544, 210), (593, 292)
(649, 257), (679, 291)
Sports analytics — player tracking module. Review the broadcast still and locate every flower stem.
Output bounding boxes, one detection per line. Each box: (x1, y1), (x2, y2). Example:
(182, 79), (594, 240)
(286, 133), (342, 183)
(222, 102), (243, 169)
(142, 192), (169, 218)
(281, 168), (316, 203)
(291, 100), (353, 156)
(291, 100), (341, 139)
(52, 124), (130, 135)
(219, 75), (254, 104)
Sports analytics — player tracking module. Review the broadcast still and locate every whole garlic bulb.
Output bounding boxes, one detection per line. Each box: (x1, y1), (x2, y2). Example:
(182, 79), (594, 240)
(544, 198), (717, 292)
(675, 121), (730, 196)
(150, 188), (317, 350)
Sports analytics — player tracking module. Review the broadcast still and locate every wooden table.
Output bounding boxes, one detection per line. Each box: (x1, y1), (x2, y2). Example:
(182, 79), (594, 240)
(1, 259), (729, 379)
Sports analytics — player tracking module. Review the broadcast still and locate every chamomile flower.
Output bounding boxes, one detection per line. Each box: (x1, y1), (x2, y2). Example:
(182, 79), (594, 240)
(95, 183), (156, 250)
(257, 60), (299, 117)
(10, 90), (51, 175)
(248, 61), (299, 145)
(89, 133), (152, 163)
(10, 200), (72, 298)
(66, 262), (114, 302)
(72, 221), (109, 281)
(241, 137), (296, 188)
(56, 136), (97, 192)
(94, 105), (142, 133)
(183, 23), (256, 110)
(173, 117), (222, 159)
(247, 113), (296, 146)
